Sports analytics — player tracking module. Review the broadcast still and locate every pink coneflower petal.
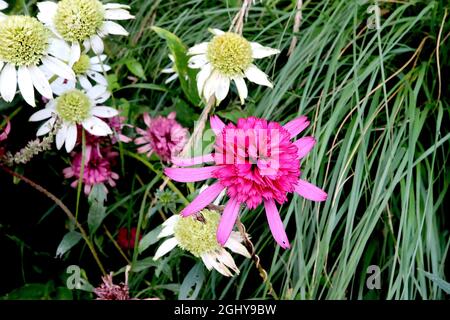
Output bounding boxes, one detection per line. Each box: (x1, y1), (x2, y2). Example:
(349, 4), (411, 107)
(294, 136), (316, 159)
(217, 197), (241, 246)
(172, 154), (215, 167)
(164, 166), (219, 182)
(210, 115), (226, 135)
(283, 116), (310, 138)
(294, 179), (327, 201)
(180, 182), (225, 216)
(264, 199), (290, 249)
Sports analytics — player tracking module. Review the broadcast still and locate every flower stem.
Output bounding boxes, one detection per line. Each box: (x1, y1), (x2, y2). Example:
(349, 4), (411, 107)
(236, 217), (279, 300)
(0, 165), (106, 276)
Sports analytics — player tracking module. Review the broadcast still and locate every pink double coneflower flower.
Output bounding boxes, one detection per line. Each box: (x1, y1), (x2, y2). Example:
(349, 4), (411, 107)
(165, 116), (327, 249)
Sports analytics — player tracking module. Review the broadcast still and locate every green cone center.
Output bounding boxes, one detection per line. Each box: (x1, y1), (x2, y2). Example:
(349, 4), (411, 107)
(56, 90), (91, 123)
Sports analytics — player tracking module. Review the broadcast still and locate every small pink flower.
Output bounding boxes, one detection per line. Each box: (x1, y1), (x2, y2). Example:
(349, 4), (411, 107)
(108, 116), (133, 144)
(94, 272), (130, 300)
(135, 112), (188, 162)
(63, 145), (119, 195)
(165, 116), (327, 249)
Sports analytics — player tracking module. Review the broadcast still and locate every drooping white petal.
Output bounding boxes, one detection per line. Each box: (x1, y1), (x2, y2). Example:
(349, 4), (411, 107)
(36, 117), (56, 136)
(225, 232), (251, 258)
(188, 54), (208, 69)
(17, 67), (35, 107)
(90, 35), (104, 55)
(65, 124), (78, 152)
(0, 0), (8, 10)
(81, 117), (113, 136)
(89, 63), (111, 72)
(233, 76), (248, 104)
(0, 64), (17, 102)
(29, 66), (53, 99)
(250, 42), (280, 59)
(162, 214), (180, 228)
(29, 108), (54, 122)
(91, 106), (119, 118)
(188, 42), (209, 56)
(244, 64), (273, 88)
(86, 85), (108, 100)
(209, 28), (225, 36)
(104, 9), (134, 20)
(153, 237), (178, 260)
(215, 75), (230, 102)
(164, 73), (178, 84)
(48, 38), (71, 61)
(203, 70), (220, 101)
(101, 21), (129, 36)
(51, 78), (75, 96)
(196, 63), (212, 97)
(78, 75), (93, 91)
(158, 225), (176, 239)
(41, 56), (76, 81)
(103, 3), (131, 10)
(69, 42), (81, 66)
(216, 248), (239, 274)
(86, 71), (108, 86)
(56, 123), (68, 150)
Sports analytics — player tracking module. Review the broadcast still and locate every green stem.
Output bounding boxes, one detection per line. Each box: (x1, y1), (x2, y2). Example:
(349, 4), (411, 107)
(75, 129), (86, 221)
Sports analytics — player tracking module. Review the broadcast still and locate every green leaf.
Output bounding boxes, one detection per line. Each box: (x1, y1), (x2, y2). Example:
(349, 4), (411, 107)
(178, 262), (205, 300)
(1, 283), (52, 300)
(421, 271), (450, 294)
(56, 231), (83, 258)
(131, 257), (160, 273)
(125, 58), (147, 80)
(151, 26), (200, 106)
(138, 226), (162, 254)
(116, 83), (168, 92)
(87, 184), (107, 234)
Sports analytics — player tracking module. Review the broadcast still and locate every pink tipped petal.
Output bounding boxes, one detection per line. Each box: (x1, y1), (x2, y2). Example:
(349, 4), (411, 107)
(164, 166), (219, 182)
(283, 116), (310, 138)
(264, 199), (290, 249)
(210, 115), (225, 135)
(180, 182), (225, 216)
(294, 179), (327, 202)
(172, 154), (215, 167)
(294, 136), (316, 159)
(217, 198), (240, 246)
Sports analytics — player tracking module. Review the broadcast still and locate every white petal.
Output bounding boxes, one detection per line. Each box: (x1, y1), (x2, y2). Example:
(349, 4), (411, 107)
(37, 1), (57, 25)
(29, 66), (53, 99)
(81, 117), (112, 136)
(51, 78), (75, 95)
(42, 56), (76, 81)
(83, 39), (91, 52)
(153, 237), (178, 260)
(104, 9), (134, 20)
(90, 35), (104, 55)
(233, 77), (248, 104)
(0, 64), (17, 102)
(216, 248), (239, 273)
(0, 1), (8, 10)
(201, 254), (214, 271)
(250, 42), (280, 59)
(91, 106), (119, 118)
(86, 85), (107, 100)
(86, 71), (108, 86)
(158, 225), (175, 238)
(215, 76), (230, 102)
(225, 232), (251, 258)
(196, 63), (212, 97)
(188, 42), (208, 55)
(69, 42), (81, 66)
(36, 117), (56, 136)
(65, 124), (78, 152)
(203, 70), (220, 101)
(188, 54), (208, 69)
(48, 38), (71, 61)
(164, 73), (178, 84)
(17, 67), (35, 107)
(89, 55), (107, 64)
(94, 91), (111, 104)
(29, 108), (53, 122)
(56, 123), (68, 150)
(77, 75), (92, 91)
(244, 64), (273, 88)
(89, 63), (111, 72)
(101, 21), (129, 36)
(162, 215), (180, 227)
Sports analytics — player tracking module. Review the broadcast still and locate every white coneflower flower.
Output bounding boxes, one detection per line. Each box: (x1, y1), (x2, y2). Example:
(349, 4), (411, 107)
(29, 85), (118, 152)
(42, 39), (111, 94)
(0, 15), (75, 106)
(37, 0), (134, 55)
(153, 209), (251, 277)
(188, 29), (280, 105)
